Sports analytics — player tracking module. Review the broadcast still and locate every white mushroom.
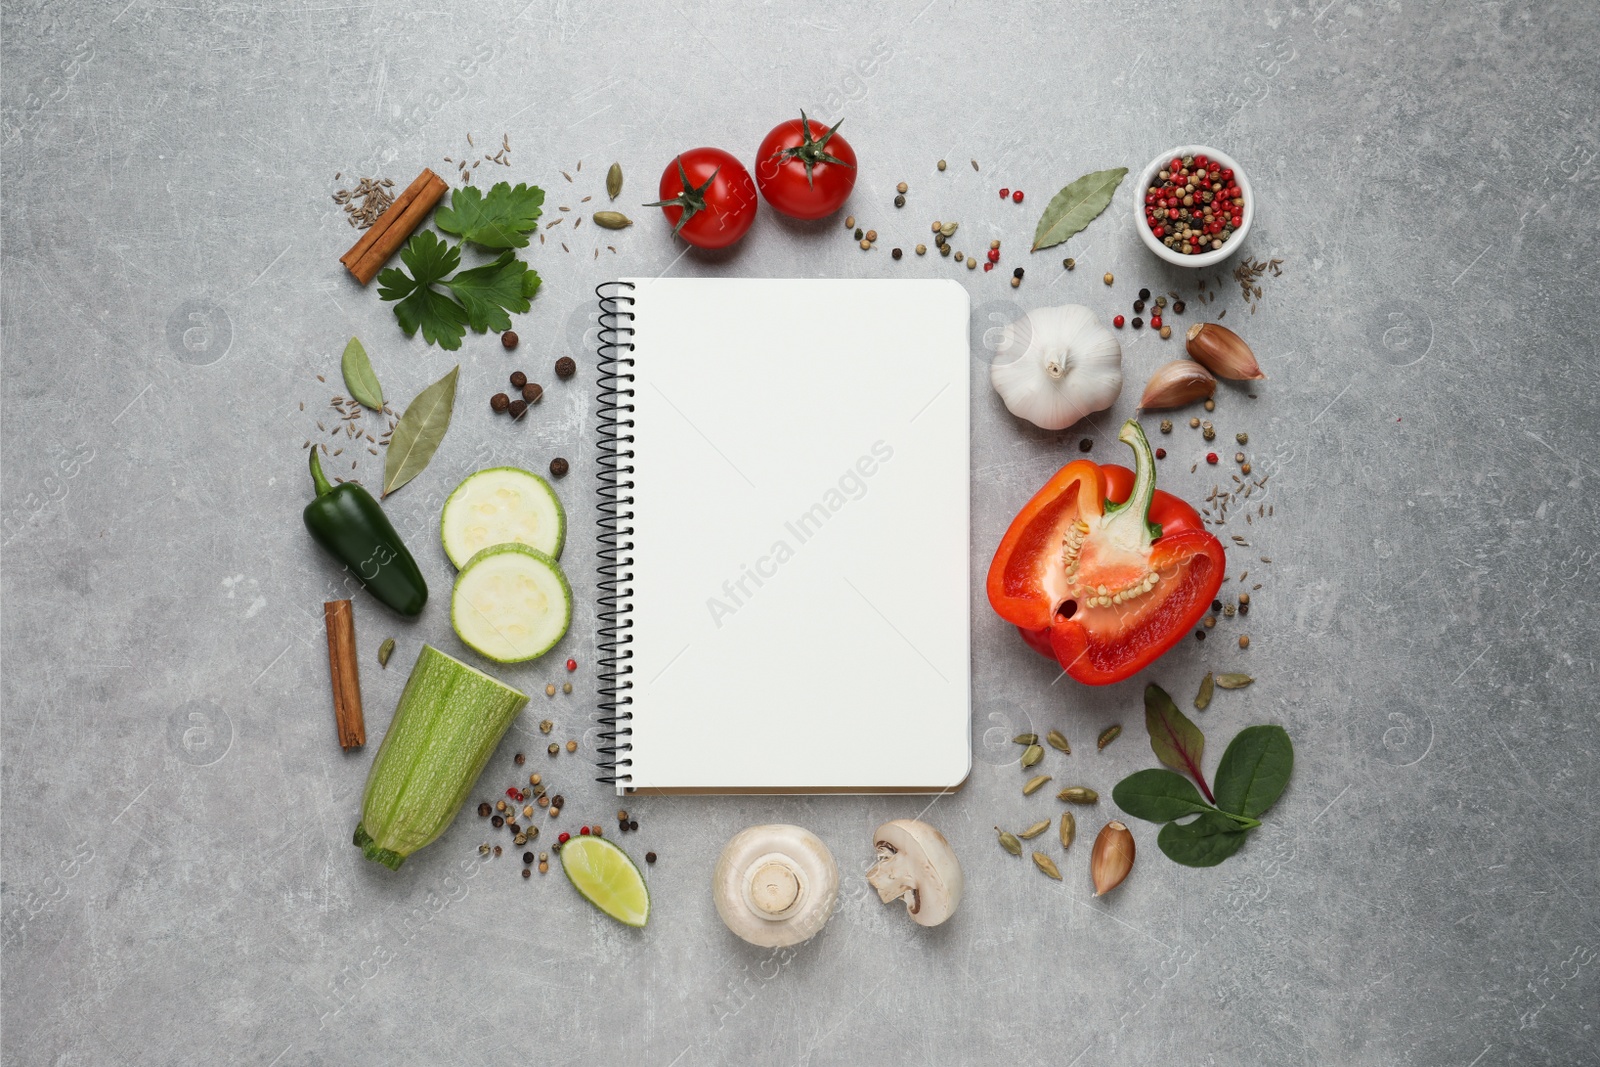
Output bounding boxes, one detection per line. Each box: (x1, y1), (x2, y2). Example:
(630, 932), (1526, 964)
(865, 819), (963, 927)
(712, 824), (839, 948)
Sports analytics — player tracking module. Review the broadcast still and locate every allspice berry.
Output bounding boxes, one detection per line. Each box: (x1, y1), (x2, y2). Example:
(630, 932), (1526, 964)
(549, 457), (569, 478)
(508, 399), (528, 420)
(490, 393), (511, 413)
(523, 383), (543, 404)
(501, 331), (519, 350)
(510, 370), (528, 389)
(555, 356), (577, 380)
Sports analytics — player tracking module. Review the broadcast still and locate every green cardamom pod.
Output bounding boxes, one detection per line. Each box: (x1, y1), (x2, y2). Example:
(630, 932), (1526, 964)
(1032, 852), (1062, 880)
(1056, 786), (1099, 804)
(593, 210), (633, 230)
(1097, 724), (1122, 750)
(1196, 671), (1214, 710)
(1046, 729), (1071, 753)
(1023, 775), (1052, 796)
(1021, 744), (1044, 768)
(606, 162), (623, 200)
(1019, 820), (1051, 840)
(1215, 673), (1255, 689)
(377, 637), (395, 667)
(1059, 810), (1076, 849)
(1013, 733), (1038, 745)
(995, 826), (1022, 856)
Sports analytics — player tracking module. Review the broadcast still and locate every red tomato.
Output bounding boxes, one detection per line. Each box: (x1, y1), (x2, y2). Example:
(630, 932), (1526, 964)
(754, 112), (857, 220)
(648, 148), (757, 249)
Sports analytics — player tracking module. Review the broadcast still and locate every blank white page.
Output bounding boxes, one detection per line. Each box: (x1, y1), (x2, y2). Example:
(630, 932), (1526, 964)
(615, 277), (970, 794)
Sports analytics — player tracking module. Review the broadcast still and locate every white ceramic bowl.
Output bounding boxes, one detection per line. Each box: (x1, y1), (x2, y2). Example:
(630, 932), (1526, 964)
(1133, 145), (1254, 269)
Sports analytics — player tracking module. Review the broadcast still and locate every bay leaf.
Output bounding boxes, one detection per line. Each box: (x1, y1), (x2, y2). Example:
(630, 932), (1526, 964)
(1030, 167), (1128, 251)
(341, 336), (383, 410)
(1213, 724), (1294, 820)
(383, 365), (459, 498)
(1144, 683), (1212, 802)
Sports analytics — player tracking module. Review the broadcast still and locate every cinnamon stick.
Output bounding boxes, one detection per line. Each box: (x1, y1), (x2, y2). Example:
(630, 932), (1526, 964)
(323, 599), (366, 749)
(339, 168), (449, 286)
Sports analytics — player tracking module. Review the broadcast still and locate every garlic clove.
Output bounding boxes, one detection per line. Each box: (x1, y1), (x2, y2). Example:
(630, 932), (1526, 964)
(1185, 322), (1265, 380)
(990, 304), (1123, 431)
(1138, 360), (1217, 410)
(1091, 820), (1135, 896)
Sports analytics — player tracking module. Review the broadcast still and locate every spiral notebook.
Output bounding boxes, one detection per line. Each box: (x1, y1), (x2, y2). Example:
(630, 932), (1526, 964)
(595, 277), (971, 795)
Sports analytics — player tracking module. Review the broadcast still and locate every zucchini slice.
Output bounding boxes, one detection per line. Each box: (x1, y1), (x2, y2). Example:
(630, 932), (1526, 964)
(451, 543), (572, 663)
(440, 466), (565, 568)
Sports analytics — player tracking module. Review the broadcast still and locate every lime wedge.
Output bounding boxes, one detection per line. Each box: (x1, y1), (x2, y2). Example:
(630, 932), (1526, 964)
(560, 836), (650, 927)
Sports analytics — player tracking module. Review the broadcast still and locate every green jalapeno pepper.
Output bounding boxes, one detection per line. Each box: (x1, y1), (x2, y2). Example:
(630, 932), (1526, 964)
(302, 449), (428, 616)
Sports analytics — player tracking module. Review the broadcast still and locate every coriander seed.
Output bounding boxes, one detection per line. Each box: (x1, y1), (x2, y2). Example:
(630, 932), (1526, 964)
(1236, 432), (1249, 444)
(565, 740), (577, 753)
(915, 243), (927, 255)
(1010, 276), (1020, 288)
(562, 682), (572, 694)
(1235, 452), (1246, 463)
(1204, 399), (1215, 411)
(1241, 462), (1252, 474)
(547, 743), (559, 756)
(859, 239), (871, 250)
(1103, 272), (1114, 285)
(865, 229), (877, 242)
(1190, 417), (1201, 428)
(1239, 635), (1250, 649)
(845, 215), (855, 229)
(1160, 326), (1173, 339)
(896, 181), (908, 194)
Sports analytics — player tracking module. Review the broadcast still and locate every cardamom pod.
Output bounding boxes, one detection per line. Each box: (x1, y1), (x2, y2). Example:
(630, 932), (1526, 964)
(1056, 786), (1099, 804)
(1021, 744), (1044, 768)
(1215, 673), (1255, 689)
(1196, 671), (1214, 710)
(995, 826), (1022, 856)
(1059, 810), (1076, 849)
(377, 637), (395, 667)
(940, 221), (958, 238)
(1032, 851), (1062, 880)
(593, 210), (633, 230)
(1046, 729), (1071, 753)
(1097, 724), (1122, 750)
(1013, 733), (1038, 745)
(1019, 820), (1051, 840)
(606, 162), (623, 200)
(1023, 775), (1052, 796)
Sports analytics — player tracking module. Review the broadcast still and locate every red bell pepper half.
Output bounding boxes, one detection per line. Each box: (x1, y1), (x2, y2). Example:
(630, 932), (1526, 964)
(987, 419), (1226, 685)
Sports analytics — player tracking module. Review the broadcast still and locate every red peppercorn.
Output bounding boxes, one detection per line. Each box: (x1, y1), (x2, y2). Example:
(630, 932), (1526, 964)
(1206, 452), (1219, 464)
(1150, 314), (1163, 329)
(566, 658), (577, 671)
(1012, 190), (1024, 203)
(580, 826), (591, 836)
(983, 262), (994, 272)
(1113, 315), (1125, 328)
(558, 831), (570, 844)
(999, 187), (1010, 199)
(986, 248), (1000, 263)
(1152, 226), (1165, 238)
(506, 787), (519, 799)
(1155, 447), (1167, 459)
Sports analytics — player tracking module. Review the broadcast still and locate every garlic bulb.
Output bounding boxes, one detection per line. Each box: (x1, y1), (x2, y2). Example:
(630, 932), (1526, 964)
(990, 304), (1122, 431)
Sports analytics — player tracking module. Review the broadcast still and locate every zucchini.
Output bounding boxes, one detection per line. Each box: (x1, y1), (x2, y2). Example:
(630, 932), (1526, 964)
(440, 466), (565, 568)
(451, 543), (572, 663)
(354, 644), (528, 869)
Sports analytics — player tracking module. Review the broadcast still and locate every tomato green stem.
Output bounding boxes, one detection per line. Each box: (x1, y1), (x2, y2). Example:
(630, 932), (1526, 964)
(645, 157), (722, 237)
(775, 110), (854, 188)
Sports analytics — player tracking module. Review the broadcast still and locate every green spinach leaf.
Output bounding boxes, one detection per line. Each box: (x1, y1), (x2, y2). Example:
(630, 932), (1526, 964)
(1157, 812), (1252, 868)
(1213, 724), (1295, 819)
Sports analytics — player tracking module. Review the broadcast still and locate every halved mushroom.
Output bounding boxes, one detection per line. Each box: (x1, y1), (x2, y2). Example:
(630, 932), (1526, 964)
(865, 819), (963, 927)
(712, 824), (839, 948)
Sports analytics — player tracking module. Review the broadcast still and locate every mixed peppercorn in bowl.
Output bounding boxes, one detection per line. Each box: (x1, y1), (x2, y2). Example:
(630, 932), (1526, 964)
(1134, 144), (1253, 268)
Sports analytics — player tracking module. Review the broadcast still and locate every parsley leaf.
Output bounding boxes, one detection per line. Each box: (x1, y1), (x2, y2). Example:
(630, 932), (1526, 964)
(435, 182), (545, 249)
(377, 231), (469, 350)
(443, 252), (542, 334)
(377, 231), (541, 350)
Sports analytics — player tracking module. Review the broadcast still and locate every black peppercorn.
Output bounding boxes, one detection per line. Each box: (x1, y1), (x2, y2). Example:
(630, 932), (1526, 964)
(1078, 438), (1093, 452)
(1212, 600), (1223, 612)
(478, 802), (492, 817)
(1133, 299), (1145, 313)
(552, 794), (565, 808)
(508, 399), (528, 420)
(490, 393), (510, 413)
(1012, 267), (1024, 279)
(1173, 300), (1186, 313)
(1132, 317), (1143, 329)
(508, 823), (521, 835)
(501, 331), (519, 350)
(628, 820), (638, 831)
(555, 356), (577, 380)
(510, 370), (528, 389)
(493, 845), (502, 857)
(514, 752), (526, 765)
(521, 867), (531, 879)
(549, 457), (569, 478)
(523, 852), (535, 864)
(1138, 288), (1151, 301)
(645, 852), (657, 864)
(522, 383), (542, 404)
(1194, 630), (1205, 641)
(892, 247), (902, 260)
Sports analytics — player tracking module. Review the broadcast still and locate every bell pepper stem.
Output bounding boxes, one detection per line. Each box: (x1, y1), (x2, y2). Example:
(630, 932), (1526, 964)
(1100, 419), (1163, 548)
(308, 447), (335, 498)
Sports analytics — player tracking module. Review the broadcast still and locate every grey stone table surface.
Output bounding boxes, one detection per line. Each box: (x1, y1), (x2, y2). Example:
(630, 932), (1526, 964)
(3, 0), (1598, 1064)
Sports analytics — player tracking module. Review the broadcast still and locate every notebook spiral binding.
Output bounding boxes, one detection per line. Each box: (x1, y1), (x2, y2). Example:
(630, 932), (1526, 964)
(594, 281), (636, 787)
